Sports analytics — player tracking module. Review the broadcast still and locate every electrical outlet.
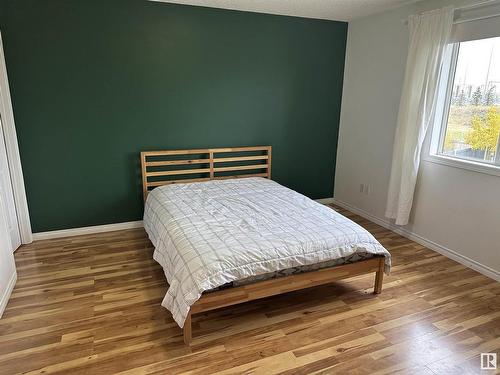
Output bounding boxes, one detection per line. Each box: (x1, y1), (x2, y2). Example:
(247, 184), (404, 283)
(360, 183), (371, 195)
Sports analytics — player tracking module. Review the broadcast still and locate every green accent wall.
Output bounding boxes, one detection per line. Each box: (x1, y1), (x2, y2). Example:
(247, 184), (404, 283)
(0, 0), (347, 232)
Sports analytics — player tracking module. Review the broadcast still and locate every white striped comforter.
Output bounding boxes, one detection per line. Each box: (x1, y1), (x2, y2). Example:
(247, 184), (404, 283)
(144, 177), (391, 328)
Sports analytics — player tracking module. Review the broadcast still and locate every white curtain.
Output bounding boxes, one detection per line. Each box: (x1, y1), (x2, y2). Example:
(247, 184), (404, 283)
(385, 7), (454, 225)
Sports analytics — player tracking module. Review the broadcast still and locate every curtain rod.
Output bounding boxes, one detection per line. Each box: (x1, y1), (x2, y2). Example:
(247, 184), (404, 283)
(401, 0), (500, 25)
(458, 0), (499, 11)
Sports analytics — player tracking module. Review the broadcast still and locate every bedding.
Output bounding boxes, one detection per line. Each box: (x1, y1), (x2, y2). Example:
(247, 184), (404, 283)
(144, 177), (391, 328)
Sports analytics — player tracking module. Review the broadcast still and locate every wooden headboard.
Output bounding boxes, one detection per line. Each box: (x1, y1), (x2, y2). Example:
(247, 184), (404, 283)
(140, 146), (272, 200)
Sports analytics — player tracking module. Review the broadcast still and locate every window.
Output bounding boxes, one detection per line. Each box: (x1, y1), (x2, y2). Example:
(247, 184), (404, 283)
(429, 36), (500, 170)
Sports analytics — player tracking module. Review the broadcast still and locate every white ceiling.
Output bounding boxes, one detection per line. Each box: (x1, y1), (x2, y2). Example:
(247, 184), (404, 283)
(150, 0), (420, 21)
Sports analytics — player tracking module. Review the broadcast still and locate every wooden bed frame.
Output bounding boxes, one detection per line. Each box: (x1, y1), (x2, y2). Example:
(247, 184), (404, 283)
(140, 146), (384, 345)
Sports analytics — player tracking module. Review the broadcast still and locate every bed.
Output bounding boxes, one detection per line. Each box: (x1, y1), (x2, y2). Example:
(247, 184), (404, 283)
(141, 146), (391, 344)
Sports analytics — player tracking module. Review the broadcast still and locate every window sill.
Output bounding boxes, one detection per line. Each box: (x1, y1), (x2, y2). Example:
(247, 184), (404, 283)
(423, 153), (500, 178)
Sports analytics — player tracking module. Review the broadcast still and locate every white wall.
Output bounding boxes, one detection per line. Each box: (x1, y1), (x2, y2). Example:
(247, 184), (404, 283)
(335, 0), (500, 279)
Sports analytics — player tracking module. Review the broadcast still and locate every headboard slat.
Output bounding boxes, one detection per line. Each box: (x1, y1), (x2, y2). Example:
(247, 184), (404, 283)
(146, 168), (211, 177)
(213, 155), (268, 163)
(140, 146), (272, 201)
(214, 164), (269, 173)
(145, 159), (210, 167)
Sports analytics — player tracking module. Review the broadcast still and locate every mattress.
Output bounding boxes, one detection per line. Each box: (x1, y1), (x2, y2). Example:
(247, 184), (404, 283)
(144, 177), (391, 328)
(205, 251), (380, 292)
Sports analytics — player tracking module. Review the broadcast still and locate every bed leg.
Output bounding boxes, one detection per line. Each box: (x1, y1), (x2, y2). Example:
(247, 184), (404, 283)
(374, 258), (384, 294)
(183, 312), (192, 345)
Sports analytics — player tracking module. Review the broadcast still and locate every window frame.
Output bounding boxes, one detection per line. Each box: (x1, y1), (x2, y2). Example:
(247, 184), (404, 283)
(424, 39), (500, 178)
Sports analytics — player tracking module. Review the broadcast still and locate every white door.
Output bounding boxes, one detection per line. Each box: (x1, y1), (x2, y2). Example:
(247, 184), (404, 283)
(0, 114), (20, 251)
(0, 189), (17, 317)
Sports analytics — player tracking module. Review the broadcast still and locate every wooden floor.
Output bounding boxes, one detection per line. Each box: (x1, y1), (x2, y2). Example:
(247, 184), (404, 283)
(1, 205), (499, 374)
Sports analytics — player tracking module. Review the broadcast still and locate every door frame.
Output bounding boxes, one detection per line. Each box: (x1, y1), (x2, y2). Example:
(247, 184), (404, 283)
(0, 32), (32, 245)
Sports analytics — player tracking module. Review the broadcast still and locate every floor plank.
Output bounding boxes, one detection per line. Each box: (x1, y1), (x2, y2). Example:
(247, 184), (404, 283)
(1, 205), (498, 374)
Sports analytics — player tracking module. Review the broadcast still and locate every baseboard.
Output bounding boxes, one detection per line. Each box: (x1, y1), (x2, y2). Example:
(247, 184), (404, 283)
(33, 221), (144, 241)
(32, 200), (334, 241)
(29, 198), (499, 282)
(315, 197), (335, 204)
(0, 271), (17, 318)
(332, 198), (500, 282)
